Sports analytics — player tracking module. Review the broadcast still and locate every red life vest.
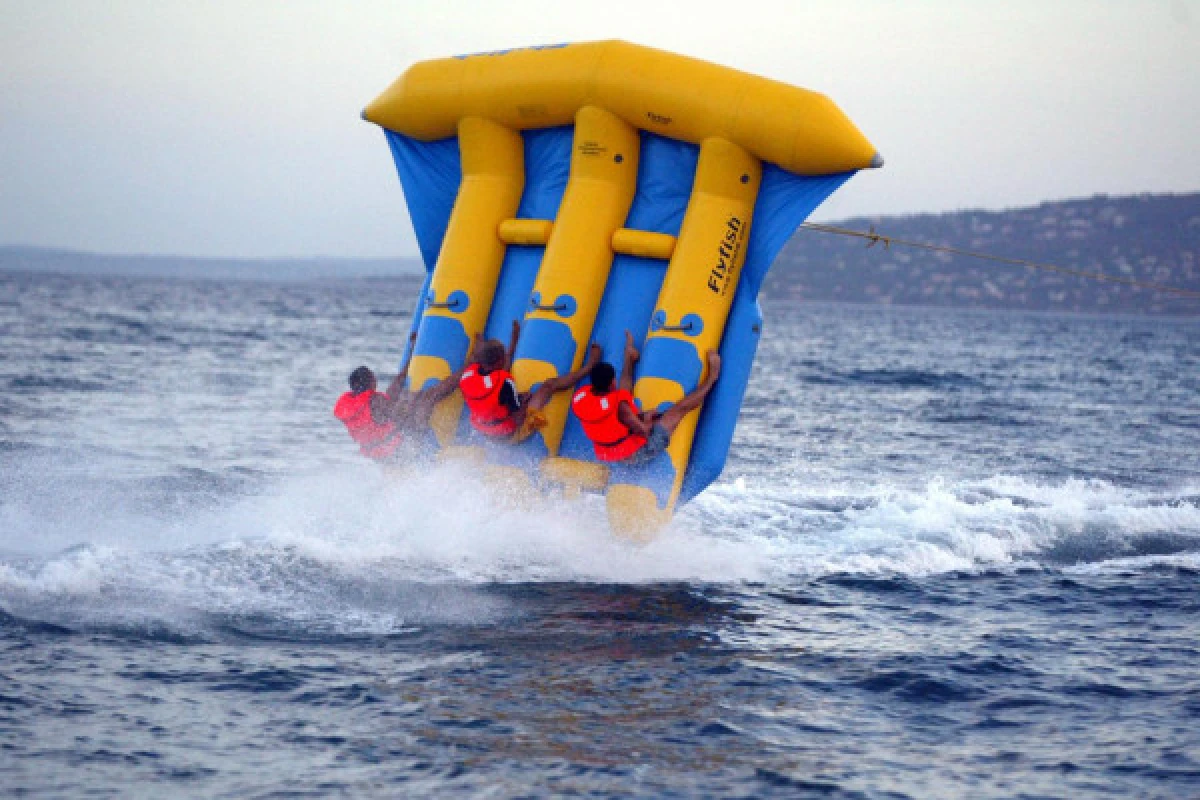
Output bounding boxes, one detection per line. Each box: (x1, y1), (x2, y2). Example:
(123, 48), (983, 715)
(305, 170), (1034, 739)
(333, 390), (403, 460)
(571, 386), (647, 462)
(459, 363), (518, 437)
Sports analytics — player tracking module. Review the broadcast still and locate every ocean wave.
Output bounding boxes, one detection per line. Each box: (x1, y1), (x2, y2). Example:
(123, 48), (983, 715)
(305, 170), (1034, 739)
(3, 450), (1198, 639)
(690, 473), (1200, 577)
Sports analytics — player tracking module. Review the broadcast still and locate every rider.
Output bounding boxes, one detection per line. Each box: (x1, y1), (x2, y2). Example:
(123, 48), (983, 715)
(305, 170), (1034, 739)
(460, 320), (601, 443)
(571, 331), (721, 465)
(334, 332), (462, 461)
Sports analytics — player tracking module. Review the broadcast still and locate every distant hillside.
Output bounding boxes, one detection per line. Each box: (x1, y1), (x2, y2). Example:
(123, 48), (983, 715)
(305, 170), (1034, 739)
(769, 193), (1200, 315)
(0, 247), (423, 281)
(5, 192), (1198, 315)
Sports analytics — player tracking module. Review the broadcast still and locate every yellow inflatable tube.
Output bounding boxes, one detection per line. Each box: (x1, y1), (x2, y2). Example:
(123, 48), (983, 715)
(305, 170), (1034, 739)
(364, 41), (881, 176)
(606, 138), (761, 536)
(514, 109), (639, 441)
(407, 118), (524, 447)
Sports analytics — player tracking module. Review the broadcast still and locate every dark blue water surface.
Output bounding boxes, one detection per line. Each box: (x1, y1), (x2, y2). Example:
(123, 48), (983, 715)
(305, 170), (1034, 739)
(2, 270), (1199, 798)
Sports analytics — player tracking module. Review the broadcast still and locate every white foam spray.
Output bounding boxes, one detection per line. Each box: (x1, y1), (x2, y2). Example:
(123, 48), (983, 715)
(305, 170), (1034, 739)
(2, 449), (1198, 633)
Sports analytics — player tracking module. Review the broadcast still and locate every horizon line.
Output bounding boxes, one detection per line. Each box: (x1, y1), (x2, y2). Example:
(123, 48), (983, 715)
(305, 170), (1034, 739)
(2, 188), (1196, 263)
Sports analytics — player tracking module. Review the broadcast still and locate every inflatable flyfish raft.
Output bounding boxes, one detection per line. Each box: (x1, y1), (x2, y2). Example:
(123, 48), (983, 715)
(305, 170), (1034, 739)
(363, 41), (881, 538)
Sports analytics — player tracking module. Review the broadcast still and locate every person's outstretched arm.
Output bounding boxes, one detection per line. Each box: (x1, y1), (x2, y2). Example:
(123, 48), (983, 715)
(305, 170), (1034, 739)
(468, 332), (484, 364)
(527, 344), (603, 407)
(619, 331), (639, 394)
(505, 319), (521, 371)
(385, 332), (419, 398)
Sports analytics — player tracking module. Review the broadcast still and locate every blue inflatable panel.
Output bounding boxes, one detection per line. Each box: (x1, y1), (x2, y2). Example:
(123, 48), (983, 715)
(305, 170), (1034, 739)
(680, 167), (854, 503)
(385, 132), (461, 271)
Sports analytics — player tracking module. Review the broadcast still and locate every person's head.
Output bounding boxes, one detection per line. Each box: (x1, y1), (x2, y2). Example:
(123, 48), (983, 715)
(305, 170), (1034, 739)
(589, 361), (616, 393)
(348, 366), (376, 394)
(476, 339), (506, 370)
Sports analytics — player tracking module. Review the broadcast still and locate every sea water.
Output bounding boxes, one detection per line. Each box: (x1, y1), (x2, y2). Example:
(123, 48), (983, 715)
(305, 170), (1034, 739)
(1, 269), (1198, 798)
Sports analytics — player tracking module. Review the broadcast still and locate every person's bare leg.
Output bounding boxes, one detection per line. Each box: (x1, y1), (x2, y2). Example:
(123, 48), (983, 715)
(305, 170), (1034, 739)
(639, 409), (662, 426)
(384, 391), (416, 426)
(619, 331), (639, 394)
(656, 351), (722, 435)
(506, 396), (530, 433)
(399, 389), (437, 430)
(526, 344), (602, 411)
(407, 369), (463, 428)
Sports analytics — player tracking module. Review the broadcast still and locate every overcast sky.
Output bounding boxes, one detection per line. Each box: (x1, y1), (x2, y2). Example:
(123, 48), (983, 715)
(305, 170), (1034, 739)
(1, 0), (1197, 258)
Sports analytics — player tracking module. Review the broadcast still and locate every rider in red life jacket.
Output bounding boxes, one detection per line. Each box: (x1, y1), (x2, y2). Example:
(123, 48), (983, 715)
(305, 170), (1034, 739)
(461, 320), (601, 443)
(334, 332), (463, 461)
(572, 330), (721, 465)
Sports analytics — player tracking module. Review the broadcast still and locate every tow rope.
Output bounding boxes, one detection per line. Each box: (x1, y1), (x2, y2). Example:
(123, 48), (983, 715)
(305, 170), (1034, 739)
(799, 222), (1200, 300)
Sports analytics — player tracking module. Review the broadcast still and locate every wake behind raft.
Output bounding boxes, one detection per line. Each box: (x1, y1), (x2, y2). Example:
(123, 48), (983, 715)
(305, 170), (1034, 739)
(362, 40), (881, 538)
